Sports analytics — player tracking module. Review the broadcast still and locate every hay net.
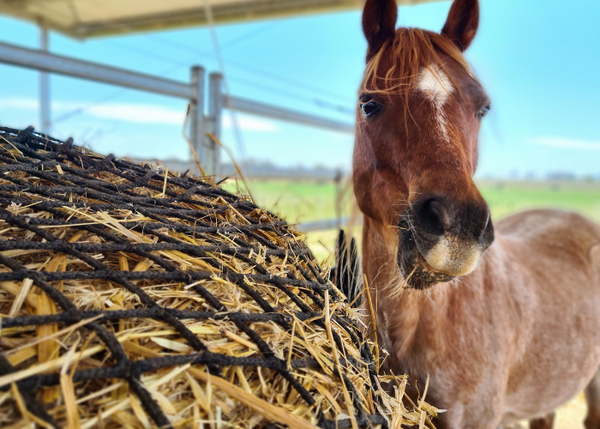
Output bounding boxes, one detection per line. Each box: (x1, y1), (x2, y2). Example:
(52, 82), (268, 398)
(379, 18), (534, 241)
(0, 126), (421, 429)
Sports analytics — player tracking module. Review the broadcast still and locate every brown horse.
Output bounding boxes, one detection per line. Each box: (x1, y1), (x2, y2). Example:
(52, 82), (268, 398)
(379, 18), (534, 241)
(353, 0), (600, 428)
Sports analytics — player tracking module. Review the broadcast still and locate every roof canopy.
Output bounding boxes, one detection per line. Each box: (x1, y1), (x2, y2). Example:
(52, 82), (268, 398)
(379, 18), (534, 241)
(0, 0), (439, 38)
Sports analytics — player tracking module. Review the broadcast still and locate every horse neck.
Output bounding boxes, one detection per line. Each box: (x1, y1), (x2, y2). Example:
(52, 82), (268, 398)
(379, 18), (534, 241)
(361, 215), (485, 358)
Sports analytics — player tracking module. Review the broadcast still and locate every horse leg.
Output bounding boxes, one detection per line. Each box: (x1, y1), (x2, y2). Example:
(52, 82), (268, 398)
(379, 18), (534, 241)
(529, 413), (555, 429)
(585, 368), (600, 429)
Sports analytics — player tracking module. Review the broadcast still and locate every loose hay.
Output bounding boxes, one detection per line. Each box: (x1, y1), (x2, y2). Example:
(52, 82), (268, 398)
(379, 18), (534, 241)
(0, 126), (438, 429)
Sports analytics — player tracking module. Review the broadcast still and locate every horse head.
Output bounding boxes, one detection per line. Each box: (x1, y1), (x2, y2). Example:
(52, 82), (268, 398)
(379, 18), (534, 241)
(354, 0), (494, 289)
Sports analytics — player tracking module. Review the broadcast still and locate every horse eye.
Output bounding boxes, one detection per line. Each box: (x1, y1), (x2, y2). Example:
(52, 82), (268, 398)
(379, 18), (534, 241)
(361, 101), (382, 118)
(477, 104), (491, 119)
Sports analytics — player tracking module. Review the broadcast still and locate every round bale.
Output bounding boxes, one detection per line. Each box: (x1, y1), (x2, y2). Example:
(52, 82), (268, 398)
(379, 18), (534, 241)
(0, 126), (435, 429)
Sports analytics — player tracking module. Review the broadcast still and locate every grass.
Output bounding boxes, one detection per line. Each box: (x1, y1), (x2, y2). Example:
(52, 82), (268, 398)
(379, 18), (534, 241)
(479, 180), (600, 221)
(223, 179), (344, 224)
(224, 179), (600, 262)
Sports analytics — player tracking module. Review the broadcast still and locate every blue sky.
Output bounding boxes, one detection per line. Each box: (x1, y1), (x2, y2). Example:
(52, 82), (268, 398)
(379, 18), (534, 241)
(0, 0), (598, 178)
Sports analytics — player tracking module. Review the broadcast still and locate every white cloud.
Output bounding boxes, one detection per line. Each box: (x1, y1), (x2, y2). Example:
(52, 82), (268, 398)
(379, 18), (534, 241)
(86, 103), (184, 124)
(0, 97), (277, 132)
(0, 97), (38, 110)
(531, 137), (600, 151)
(222, 114), (277, 132)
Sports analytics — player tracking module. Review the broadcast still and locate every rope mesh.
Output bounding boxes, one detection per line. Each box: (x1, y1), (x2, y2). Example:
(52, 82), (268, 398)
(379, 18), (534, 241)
(0, 126), (393, 429)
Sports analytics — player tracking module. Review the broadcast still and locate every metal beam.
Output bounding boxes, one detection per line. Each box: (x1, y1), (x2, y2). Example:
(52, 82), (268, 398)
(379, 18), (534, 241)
(224, 95), (354, 134)
(0, 41), (195, 100)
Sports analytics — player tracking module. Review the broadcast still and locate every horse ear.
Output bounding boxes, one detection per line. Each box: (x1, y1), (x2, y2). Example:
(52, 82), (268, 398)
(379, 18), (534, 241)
(441, 0), (479, 52)
(362, 0), (398, 61)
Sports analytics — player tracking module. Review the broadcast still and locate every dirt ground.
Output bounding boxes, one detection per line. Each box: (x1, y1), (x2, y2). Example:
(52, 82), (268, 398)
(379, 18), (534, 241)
(556, 393), (587, 429)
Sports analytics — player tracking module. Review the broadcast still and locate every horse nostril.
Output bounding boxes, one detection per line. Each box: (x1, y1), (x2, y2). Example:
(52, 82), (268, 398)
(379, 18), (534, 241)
(413, 197), (451, 237)
(480, 208), (495, 248)
(483, 209), (492, 235)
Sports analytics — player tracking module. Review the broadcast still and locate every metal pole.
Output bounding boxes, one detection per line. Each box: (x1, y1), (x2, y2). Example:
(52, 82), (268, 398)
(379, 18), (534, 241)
(208, 73), (223, 178)
(39, 24), (50, 135)
(334, 169), (343, 231)
(190, 66), (206, 176)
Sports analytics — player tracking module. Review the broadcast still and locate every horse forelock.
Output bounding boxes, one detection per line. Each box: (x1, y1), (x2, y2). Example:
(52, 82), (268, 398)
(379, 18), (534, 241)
(360, 28), (472, 101)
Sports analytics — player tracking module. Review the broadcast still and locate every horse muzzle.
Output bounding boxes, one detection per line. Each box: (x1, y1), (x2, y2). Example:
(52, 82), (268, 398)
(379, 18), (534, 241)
(396, 195), (495, 289)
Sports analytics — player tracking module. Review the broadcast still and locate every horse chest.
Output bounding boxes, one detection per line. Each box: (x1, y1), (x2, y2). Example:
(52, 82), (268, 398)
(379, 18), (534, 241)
(379, 285), (506, 408)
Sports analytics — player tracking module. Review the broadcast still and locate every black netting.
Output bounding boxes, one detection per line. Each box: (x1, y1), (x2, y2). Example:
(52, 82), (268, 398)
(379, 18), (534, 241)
(0, 126), (390, 429)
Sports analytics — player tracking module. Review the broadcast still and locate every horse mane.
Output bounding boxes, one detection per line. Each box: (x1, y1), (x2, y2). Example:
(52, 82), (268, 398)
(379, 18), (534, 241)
(360, 28), (472, 100)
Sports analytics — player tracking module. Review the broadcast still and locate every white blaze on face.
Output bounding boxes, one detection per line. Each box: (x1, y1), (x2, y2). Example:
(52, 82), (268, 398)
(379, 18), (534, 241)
(417, 65), (454, 140)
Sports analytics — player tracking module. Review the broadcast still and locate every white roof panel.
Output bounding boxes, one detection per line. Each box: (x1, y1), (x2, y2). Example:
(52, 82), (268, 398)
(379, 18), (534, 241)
(0, 0), (439, 38)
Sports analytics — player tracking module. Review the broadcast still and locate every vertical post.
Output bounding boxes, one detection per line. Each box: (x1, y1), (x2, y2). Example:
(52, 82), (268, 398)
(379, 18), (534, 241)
(334, 169), (343, 231)
(208, 73), (223, 179)
(190, 66), (205, 176)
(39, 24), (51, 135)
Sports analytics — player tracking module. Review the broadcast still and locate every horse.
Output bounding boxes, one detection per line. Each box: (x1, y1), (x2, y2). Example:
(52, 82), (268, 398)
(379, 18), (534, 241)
(352, 0), (600, 427)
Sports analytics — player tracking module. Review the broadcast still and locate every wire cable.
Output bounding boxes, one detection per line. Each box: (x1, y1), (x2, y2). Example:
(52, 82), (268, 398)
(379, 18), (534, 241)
(228, 75), (355, 116)
(147, 35), (356, 104)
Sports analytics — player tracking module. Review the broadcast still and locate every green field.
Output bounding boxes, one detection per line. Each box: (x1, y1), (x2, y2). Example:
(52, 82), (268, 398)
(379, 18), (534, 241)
(225, 179), (600, 262)
(479, 181), (600, 221)
(224, 179), (343, 224)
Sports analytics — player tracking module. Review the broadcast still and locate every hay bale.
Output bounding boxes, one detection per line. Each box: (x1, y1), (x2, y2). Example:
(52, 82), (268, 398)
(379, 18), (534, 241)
(0, 126), (436, 428)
